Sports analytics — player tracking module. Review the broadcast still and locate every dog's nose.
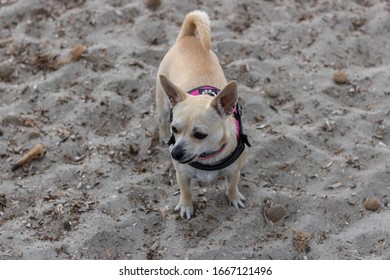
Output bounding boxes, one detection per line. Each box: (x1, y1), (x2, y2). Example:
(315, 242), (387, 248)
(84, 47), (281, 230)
(171, 145), (185, 161)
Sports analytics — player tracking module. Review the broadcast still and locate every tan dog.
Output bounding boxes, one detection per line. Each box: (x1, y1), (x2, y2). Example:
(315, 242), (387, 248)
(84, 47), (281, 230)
(156, 10), (249, 219)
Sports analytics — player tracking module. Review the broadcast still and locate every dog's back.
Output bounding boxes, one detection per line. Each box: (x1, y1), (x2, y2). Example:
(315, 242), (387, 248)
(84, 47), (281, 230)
(157, 11), (226, 91)
(156, 10), (227, 140)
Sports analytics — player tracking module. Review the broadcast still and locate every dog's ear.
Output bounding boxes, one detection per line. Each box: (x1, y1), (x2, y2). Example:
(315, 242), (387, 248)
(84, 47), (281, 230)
(211, 81), (238, 117)
(159, 75), (187, 106)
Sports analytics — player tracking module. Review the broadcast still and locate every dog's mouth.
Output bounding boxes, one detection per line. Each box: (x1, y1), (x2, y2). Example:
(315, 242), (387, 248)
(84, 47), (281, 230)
(197, 144), (227, 160)
(177, 155), (197, 164)
(177, 146), (227, 164)
(176, 144), (227, 164)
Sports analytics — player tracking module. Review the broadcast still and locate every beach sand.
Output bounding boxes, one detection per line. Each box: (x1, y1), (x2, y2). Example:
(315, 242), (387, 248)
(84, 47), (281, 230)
(1, 0), (390, 259)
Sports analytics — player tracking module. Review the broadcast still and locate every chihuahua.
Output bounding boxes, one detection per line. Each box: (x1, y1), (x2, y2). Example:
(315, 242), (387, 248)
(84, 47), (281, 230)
(156, 10), (250, 219)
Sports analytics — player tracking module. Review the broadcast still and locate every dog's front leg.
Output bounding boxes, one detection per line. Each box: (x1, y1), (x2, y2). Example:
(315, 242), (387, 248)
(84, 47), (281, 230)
(174, 172), (194, 219)
(226, 170), (246, 209)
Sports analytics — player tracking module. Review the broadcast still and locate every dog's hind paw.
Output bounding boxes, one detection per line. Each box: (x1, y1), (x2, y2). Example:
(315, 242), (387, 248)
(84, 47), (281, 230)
(227, 191), (246, 209)
(175, 202), (194, 220)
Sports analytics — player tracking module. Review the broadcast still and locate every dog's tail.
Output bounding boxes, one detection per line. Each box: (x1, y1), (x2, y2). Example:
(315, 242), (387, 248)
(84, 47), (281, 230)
(176, 10), (211, 51)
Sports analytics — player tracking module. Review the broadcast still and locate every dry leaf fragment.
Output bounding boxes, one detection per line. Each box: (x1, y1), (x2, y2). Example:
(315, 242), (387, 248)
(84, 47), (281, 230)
(0, 37), (13, 47)
(105, 247), (113, 258)
(293, 230), (311, 253)
(11, 143), (46, 171)
(329, 182), (343, 189)
(34, 52), (60, 70)
(160, 205), (170, 220)
(149, 242), (159, 251)
(0, 194), (6, 210)
(34, 44), (87, 70)
(69, 44), (87, 62)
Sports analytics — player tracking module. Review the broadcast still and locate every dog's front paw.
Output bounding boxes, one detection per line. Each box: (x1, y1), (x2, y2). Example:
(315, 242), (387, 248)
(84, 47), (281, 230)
(226, 191), (246, 209)
(175, 201), (194, 220)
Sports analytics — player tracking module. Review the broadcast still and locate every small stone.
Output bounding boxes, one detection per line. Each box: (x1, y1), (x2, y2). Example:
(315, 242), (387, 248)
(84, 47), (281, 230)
(144, 0), (161, 10)
(76, 182), (84, 190)
(264, 204), (287, 223)
(263, 84), (280, 98)
(363, 197), (381, 212)
(24, 119), (34, 127)
(0, 60), (15, 80)
(333, 70), (349, 84)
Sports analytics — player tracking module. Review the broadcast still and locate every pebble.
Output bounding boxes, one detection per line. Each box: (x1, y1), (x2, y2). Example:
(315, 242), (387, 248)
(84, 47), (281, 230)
(0, 60), (15, 80)
(264, 204), (287, 223)
(333, 70), (349, 84)
(144, 0), (161, 10)
(363, 197), (381, 212)
(263, 84), (280, 98)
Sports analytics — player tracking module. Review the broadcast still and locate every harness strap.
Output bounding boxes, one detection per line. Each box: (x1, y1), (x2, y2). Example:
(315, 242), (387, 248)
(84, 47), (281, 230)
(189, 137), (246, 171)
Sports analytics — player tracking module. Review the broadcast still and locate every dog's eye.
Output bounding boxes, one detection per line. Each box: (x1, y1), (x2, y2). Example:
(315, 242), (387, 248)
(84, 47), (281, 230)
(194, 132), (207, 140)
(171, 126), (178, 134)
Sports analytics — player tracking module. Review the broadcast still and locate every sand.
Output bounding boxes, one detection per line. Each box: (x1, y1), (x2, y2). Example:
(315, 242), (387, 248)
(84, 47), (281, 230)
(1, 0), (390, 260)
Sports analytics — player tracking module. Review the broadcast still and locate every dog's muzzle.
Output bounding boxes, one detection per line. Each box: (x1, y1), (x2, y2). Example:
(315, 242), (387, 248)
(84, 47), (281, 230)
(171, 144), (196, 164)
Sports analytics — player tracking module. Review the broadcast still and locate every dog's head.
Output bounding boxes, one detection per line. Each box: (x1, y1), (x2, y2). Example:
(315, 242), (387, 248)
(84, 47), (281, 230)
(159, 75), (237, 164)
